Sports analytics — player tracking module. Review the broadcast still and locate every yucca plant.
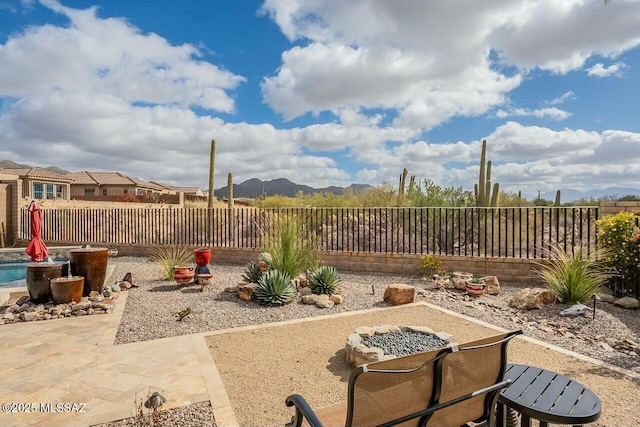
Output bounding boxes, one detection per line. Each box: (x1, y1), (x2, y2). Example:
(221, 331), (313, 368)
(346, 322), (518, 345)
(255, 269), (295, 306)
(242, 260), (263, 283)
(261, 214), (319, 279)
(535, 243), (612, 305)
(149, 245), (193, 280)
(309, 266), (341, 295)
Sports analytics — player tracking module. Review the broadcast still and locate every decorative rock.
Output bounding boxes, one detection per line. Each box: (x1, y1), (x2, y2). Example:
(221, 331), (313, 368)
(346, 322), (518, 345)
(316, 299), (335, 309)
(94, 300), (115, 310)
(383, 284), (415, 306)
(599, 286), (614, 296)
(15, 295), (29, 306)
(560, 303), (591, 317)
(22, 312), (40, 322)
(3, 312), (15, 321)
(6, 304), (19, 313)
(237, 283), (257, 301)
(299, 287), (313, 296)
(89, 291), (104, 302)
(403, 325), (435, 335)
(75, 310), (87, 316)
(301, 295), (318, 305)
(482, 276), (500, 295)
(509, 288), (556, 310)
(111, 284), (122, 293)
(72, 301), (92, 311)
(316, 294), (330, 302)
(599, 294), (616, 303)
(43, 313), (51, 320)
(329, 294), (343, 304)
(103, 288), (113, 298)
(119, 280), (132, 289)
(614, 297), (639, 309)
(355, 326), (376, 337)
(34, 304), (45, 313)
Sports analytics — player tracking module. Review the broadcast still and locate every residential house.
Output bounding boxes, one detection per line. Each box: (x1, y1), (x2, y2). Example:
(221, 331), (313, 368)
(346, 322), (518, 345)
(66, 171), (177, 201)
(0, 167), (71, 200)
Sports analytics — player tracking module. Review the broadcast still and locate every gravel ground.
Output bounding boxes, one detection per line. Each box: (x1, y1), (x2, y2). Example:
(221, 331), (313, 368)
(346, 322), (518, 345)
(102, 256), (640, 427)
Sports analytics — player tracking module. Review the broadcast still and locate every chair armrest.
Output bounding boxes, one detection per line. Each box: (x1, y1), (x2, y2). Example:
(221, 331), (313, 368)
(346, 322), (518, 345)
(285, 394), (325, 427)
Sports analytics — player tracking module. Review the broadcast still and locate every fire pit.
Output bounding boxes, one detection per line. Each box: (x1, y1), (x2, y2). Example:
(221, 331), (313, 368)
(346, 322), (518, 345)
(345, 325), (455, 367)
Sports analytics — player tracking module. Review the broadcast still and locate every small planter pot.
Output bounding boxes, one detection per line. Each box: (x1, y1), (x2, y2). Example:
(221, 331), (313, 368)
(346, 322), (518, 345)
(197, 273), (213, 286)
(194, 248), (211, 266)
(432, 274), (451, 289)
(466, 280), (486, 297)
(173, 266), (194, 285)
(50, 276), (84, 305)
(452, 272), (473, 290)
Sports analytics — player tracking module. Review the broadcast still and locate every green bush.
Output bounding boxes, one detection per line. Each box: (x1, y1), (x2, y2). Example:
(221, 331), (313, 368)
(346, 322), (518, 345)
(242, 261), (262, 283)
(149, 245), (193, 280)
(255, 269), (295, 305)
(597, 211), (640, 289)
(308, 266), (341, 295)
(535, 243), (611, 304)
(261, 215), (319, 278)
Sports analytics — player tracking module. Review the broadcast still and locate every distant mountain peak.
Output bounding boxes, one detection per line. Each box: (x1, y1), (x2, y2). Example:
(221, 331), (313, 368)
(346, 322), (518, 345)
(214, 178), (374, 198)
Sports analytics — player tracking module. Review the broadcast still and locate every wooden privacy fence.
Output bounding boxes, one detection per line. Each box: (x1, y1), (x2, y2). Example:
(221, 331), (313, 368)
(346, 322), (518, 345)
(20, 206), (599, 259)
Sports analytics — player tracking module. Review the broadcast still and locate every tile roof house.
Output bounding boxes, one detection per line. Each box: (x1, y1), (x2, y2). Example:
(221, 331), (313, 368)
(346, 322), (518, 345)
(65, 171), (177, 200)
(0, 167), (72, 200)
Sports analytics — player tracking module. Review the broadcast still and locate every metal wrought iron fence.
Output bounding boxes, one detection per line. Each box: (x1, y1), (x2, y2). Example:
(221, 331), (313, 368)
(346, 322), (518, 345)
(20, 206), (599, 259)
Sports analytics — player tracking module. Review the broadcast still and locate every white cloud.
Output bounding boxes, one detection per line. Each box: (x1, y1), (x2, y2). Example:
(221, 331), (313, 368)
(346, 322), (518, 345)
(547, 91), (575, 106)
(494, 107), (571, 120)
(586, 62), (626, 77)
(261, 0), (640, 124)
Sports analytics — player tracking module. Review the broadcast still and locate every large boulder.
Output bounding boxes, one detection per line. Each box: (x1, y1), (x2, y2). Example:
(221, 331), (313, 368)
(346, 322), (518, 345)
(614, 297), (639, 309)
(509, 287), (556, 310)
(383, 284), (416, 306)
(482, 276), (501, 295)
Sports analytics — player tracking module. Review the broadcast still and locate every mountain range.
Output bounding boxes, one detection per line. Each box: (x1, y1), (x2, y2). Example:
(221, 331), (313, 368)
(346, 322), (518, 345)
(534, 188), (640, 203)
(214, 178), (374, 198)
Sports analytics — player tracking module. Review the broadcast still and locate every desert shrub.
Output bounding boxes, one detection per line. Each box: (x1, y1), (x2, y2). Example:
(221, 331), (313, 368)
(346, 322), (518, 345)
(242, 260), (262, 283)
(419, 255), (444, 277)
(597, 211), (640, 290)
(536, 243), (612, 304)
(255, 269), (295, 305)
(308, 266), (341, 295)
(261, 215), (319, 278)
(149, 245), (193, 280)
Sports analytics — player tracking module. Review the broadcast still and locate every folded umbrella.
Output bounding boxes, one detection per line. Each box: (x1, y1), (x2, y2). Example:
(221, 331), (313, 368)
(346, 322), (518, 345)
(25, 201), (48, 262)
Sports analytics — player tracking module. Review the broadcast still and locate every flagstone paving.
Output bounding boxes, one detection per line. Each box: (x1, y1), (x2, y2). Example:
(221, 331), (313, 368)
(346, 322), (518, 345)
(0, 283), (237, 427)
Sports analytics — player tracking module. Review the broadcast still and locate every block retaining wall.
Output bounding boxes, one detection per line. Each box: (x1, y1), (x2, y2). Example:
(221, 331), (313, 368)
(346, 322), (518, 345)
(33, 242), (543, 284)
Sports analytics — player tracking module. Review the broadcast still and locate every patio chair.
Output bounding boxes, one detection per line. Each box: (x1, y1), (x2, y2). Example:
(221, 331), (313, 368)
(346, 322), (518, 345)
(285, 330), (523, 427)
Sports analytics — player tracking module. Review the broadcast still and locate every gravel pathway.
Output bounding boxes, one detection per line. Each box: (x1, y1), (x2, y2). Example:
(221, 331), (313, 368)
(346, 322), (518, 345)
(101, 256), (640, 427)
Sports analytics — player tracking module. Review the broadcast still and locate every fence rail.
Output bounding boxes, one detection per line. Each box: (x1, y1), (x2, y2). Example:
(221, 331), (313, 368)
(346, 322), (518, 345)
(20, 206), (599, 259)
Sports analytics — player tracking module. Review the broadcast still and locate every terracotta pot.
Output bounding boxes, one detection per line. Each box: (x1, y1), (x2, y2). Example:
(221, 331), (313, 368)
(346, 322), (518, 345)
(70, 247), (109, 296)
(173, 266), (194, 285)
(197, 273), (213, 286)
(194, 248), (211, 266)
(466, 280), (486, 297)
(26, 263), (64, 303)
(50, 276), (84, 305)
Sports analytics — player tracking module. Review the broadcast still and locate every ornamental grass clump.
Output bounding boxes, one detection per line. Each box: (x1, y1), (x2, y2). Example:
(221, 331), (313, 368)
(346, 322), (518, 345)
(261, 214), (319, 279)
(149, 245), (192, 280)
(535, 243), (612, 305)
(255, 269), (295, 306)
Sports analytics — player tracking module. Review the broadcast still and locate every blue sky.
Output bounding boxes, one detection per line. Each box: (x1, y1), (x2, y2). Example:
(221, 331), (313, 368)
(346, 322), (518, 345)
(1, 0), (639, 195)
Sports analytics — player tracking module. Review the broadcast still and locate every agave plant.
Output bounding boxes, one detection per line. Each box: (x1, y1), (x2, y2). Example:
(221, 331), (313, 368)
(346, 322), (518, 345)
(309, 266), (341, 295)
(149, 245), (192, 280)
(255, 269), (295, 306)
(242, 261), (263, 283)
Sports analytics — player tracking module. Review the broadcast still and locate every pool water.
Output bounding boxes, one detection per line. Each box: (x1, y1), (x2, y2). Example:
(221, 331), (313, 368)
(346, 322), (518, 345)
(0, 261), (29, 288)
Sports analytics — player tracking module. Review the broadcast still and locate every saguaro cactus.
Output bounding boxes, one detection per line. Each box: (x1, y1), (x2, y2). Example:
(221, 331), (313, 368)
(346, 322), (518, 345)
(227, 172), (234, 209)
(398, 168), (408, 197)
(207, 138), (216, 208)
(474, 139), (500, 207)
(554, 190), (561, 207)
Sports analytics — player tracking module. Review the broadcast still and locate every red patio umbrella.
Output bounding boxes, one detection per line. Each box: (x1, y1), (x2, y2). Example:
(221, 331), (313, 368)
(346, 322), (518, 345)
(25, 201), (48, 262)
